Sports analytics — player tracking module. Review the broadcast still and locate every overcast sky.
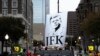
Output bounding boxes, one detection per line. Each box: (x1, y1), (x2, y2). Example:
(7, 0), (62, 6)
(33, 0), (80, 23)
(50, 0), (80, 14)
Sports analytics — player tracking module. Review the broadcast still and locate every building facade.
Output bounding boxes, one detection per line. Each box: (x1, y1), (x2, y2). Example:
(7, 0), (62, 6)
(33, 0), (50, 41)
(33, 0), (50, 23)
(76, 0), (100, 49)
(76, 0), (100, 23)
(76, 0), (100, 35)
(76, 0), (100, 36)
(67, 11), (79, 38)
(0, 0), (33, 48)
(33, 23), (44, 41)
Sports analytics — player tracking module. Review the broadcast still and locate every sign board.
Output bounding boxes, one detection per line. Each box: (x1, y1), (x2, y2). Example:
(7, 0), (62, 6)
(45, 12), (67, 47)
(88, 45), (94, 51)
(12, 44), (21, 53)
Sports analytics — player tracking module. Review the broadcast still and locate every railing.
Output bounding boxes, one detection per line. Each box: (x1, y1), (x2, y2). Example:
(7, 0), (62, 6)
(35, 50), (73, 56)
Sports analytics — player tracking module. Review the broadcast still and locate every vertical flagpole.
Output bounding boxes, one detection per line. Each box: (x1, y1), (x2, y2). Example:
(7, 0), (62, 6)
(58, 0), (59, 13)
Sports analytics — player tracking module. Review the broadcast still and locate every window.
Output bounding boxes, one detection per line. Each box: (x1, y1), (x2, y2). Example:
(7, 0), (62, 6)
(2, 0), (8, 8)
(12, 0), (18, 8)
(12, 9), (17, 15)
(2, 9), (8, 16)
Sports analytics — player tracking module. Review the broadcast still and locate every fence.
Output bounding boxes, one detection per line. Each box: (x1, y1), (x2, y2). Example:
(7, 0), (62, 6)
(36, 50), (74, 56)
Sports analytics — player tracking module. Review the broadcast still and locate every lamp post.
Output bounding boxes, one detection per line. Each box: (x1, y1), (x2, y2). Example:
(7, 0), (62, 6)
(78, 36), (82, 47)
(5, 34), (9, 52)
(78, 36), (83, 54)
(78, 36), (81, 40)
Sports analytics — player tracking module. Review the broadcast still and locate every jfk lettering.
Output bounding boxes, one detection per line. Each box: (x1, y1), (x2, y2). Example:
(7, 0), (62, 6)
(46, 36), (63, 45)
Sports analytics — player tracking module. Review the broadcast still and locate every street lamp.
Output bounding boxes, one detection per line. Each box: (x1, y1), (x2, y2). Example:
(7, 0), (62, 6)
(78, 36), (83, 54)
(78, 36), (82, 45)
(92, 39), (94, 42)
(78, 36), (81, 40)
(5, 34), (9, 40)
(75, 41), (77, 43)
(5, 34), (9, 52)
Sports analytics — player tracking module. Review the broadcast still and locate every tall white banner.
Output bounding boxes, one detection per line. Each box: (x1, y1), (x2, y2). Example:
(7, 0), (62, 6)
(45, 13), (67, 47)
